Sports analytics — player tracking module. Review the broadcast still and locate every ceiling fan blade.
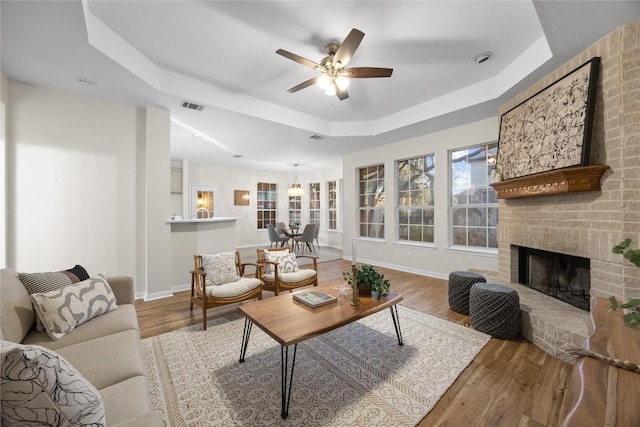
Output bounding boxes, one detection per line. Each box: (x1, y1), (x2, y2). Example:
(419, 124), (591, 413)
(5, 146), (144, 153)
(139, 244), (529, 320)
(287, 77), (319, 93)
(333, 28), (364, 68)
(336, 87), (349, 101)
(340, 67), (394, 78)
(276, 49), (321, 70)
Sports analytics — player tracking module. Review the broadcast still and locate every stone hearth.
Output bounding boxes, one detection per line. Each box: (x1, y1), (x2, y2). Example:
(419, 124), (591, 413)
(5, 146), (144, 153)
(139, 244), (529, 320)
(474, 270), (587, 364)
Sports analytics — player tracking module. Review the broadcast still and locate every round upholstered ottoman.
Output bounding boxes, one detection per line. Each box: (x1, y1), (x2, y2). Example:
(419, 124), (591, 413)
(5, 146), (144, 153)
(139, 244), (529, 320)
(448, 271), (486, 315)
(469, 282), (520, 339)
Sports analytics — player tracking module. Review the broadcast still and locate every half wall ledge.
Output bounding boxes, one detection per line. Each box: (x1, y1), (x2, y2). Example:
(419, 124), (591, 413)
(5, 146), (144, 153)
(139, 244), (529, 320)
(490, 165), (610, 199)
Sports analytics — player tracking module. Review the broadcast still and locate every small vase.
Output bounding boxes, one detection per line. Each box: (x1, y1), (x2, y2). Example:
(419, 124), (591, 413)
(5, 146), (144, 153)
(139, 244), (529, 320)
(492, 171), (502, 183)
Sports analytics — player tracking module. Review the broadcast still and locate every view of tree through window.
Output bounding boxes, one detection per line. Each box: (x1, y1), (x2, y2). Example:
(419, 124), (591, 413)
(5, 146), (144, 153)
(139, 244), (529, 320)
(397, 155), (435, 243)
(450, 142), (498, 249)
(328, 180), (337, 230)
(358, 165), (385, 238)
(309, 183), (320, 224)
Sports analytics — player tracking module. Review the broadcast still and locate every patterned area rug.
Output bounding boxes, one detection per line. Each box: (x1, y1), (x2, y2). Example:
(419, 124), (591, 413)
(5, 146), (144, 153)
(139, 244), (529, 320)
(141, 306), (490, 426)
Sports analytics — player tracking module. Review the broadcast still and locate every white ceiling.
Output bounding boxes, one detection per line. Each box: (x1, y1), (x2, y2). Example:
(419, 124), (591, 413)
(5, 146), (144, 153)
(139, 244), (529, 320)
(2, 1), (639, 173)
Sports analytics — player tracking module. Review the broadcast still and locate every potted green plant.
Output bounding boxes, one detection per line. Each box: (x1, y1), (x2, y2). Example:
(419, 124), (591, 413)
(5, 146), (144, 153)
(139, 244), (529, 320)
(609, 239), (640, 329)
(342, 264), (390, 300)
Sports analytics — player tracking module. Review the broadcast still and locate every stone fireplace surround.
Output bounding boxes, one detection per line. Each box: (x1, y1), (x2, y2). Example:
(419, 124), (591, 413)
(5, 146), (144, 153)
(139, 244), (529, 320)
(492, 19), (640, 364)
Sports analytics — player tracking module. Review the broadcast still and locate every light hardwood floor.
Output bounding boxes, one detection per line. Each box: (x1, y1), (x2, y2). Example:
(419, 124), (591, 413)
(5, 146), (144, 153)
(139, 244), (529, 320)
(135, 259), (574, 426)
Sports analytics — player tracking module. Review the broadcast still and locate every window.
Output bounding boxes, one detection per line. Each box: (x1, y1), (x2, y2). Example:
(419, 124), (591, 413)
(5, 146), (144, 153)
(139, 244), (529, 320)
(288, 193), (301, 226)
(450, 142), (498, 249)
(397, 155), (435, 243)
(328, 180), (337, 230)
(358, 165), (385, 238)
(191, 185), (219, 219)
(309, 183), (320, 224)
(257, 182), (277, 229)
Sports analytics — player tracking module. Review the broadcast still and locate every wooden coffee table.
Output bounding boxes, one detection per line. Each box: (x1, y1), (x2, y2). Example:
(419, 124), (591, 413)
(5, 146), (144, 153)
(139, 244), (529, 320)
(238, 284), (404, 419)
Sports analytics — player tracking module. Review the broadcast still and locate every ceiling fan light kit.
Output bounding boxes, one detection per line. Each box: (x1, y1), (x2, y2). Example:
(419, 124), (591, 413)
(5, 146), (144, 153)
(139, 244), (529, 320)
(277, 28), (393, 101)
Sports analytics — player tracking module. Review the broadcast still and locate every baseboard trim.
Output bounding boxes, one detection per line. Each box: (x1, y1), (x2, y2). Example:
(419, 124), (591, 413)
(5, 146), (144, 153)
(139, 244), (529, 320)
(347, 257), (449, 281)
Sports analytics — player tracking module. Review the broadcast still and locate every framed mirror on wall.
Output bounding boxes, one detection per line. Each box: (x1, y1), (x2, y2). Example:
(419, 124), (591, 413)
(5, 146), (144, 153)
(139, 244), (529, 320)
(191, 185), (220, 219)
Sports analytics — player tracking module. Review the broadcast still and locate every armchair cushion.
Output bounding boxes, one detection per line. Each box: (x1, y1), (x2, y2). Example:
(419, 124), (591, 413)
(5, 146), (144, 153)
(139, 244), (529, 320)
(263, 268), (316, 283)
(202, 252), (240, 286)
(205, 277), (261, 298)
(264, 250), (299, 274)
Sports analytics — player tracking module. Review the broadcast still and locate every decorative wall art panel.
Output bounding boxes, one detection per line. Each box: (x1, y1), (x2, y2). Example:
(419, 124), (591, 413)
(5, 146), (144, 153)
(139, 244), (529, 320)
(497, 57), (600, 180)
(234, 190), (250, 206)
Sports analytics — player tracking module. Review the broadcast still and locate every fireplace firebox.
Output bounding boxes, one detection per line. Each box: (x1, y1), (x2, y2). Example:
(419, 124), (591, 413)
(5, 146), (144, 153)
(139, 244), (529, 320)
(518, 247), (590, 311)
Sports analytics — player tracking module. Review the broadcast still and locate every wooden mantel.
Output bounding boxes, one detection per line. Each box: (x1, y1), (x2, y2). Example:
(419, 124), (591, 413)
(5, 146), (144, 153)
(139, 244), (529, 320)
(490, 165), (610, 199)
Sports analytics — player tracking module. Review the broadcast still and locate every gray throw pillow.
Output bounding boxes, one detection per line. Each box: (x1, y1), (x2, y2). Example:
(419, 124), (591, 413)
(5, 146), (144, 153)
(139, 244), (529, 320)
(30, 274), (118, 340)
(19, 265), (90, 331)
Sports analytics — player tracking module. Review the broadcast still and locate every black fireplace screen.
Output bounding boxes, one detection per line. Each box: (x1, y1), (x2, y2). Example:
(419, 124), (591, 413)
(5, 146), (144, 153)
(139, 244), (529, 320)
(518, 247), (590, 311)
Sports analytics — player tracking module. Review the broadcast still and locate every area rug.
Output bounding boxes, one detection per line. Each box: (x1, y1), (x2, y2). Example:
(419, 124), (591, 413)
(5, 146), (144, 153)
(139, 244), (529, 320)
(141, 306), (490, 426)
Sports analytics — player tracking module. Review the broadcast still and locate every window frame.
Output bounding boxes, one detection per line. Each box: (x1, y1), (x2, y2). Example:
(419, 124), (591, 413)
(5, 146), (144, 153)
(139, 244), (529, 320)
(327, 180), (337, 231)
(309, 182), (320, 224)
(256, 182), (277, 229)
(449, 141), (499, 251)
(396, 154), (435, 245)
(357, 164), (385, 239)
(288, 192), (301, 226)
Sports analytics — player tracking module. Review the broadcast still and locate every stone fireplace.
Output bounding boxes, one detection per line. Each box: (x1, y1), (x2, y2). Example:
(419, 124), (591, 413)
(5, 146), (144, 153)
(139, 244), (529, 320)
(493, 19), (640, 363)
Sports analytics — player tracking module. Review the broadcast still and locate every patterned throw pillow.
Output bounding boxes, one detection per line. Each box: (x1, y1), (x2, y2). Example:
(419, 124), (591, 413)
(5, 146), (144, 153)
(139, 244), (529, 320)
(201, 252), (241, 286)
(19, 265), (90, 294)
(0, 341), (106, 426)
(19, 265), (91, 331)
(30, 274), (118, 341)
(265, 250), (299, 274)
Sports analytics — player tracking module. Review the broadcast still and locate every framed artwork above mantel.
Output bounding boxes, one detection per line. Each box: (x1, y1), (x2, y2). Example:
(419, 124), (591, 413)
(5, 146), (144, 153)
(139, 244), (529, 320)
(497, 57), (601, 181)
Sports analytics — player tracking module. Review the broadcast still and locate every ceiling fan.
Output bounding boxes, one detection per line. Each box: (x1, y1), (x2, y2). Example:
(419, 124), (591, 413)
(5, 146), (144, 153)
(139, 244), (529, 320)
(276, 28), (393, 101)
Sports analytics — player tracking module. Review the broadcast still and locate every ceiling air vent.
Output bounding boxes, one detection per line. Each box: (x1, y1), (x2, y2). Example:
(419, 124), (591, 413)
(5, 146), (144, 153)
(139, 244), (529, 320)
(309, 134), (324, 140)
(181, 101), (205, 111)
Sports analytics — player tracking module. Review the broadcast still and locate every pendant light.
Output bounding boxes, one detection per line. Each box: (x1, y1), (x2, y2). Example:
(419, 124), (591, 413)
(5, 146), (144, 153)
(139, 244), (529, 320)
(288, 164), (304, 197)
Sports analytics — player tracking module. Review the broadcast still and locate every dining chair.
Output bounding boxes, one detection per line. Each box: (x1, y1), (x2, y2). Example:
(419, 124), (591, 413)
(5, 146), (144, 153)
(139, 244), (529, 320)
(256, 246), (317, 296)
(190, 251), (262, 330)
(295, 223), (316, 254)
(275, 222), (287, 236)
(267, 223), (289, 249)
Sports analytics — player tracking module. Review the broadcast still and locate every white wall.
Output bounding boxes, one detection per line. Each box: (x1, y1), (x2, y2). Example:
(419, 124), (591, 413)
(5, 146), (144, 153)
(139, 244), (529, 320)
(1, 73), (8, 268)
(5, 81), (171, 296)
(343, 117), (499, 279)
(141, 107), (172, 295)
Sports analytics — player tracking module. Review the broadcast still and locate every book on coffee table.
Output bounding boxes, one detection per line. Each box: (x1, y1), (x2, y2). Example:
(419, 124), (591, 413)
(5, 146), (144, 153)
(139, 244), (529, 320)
(293, 291), (337, 308)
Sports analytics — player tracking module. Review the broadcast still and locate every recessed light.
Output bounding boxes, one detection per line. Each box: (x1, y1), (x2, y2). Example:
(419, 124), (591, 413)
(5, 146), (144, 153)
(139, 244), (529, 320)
(192, 134), (202, 138)
(233, 154), (243, 158)
(77, 77), (94, 86)
(473, 52), (493, 64)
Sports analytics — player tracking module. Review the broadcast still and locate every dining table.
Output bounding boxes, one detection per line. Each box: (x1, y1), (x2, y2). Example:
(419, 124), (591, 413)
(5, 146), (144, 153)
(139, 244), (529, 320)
(281, 227), (302, 251)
